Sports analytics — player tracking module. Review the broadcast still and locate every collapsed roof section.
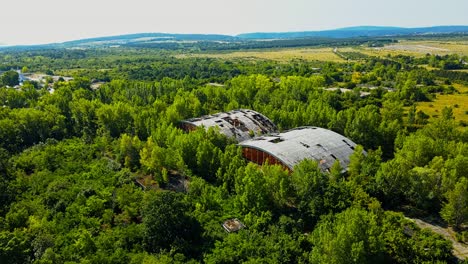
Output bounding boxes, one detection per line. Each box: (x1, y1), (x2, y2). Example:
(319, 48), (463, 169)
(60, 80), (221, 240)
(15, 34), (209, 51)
(239, 126), (359, 172)
(179, 109), (277, 142)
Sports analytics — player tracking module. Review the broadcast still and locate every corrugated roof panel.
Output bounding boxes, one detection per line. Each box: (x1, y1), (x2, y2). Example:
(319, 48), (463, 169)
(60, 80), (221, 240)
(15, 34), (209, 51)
(239, 126), (359, 171)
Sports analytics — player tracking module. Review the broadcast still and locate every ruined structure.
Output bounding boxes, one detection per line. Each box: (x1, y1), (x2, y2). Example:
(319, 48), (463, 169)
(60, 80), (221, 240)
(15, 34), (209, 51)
(239, 126), (359, 172)
(179, 109), (277, 142)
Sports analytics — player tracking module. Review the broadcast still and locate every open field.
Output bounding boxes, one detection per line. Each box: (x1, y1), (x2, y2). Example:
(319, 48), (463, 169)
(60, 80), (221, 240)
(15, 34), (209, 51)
(339, 46), (426, 58)
(177, 39), (468, 62)
(357, 40), (468, 57)
(415, 92), (468, 126)
(402, 84), (468, 129)
(453, 69), (468, 73)
(178, 47), (345, 62)
(454, 83), (468, 93)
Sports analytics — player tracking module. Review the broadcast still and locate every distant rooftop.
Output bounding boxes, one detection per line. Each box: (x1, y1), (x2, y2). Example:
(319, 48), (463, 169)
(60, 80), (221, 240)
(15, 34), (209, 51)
(323, 87), (372, 97)
(239, 126), (360, 172)
(180, 109), (277, 142)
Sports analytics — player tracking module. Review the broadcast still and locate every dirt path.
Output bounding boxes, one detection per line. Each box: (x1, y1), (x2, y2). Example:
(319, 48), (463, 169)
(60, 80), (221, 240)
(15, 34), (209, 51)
(406, 217), (468, 261)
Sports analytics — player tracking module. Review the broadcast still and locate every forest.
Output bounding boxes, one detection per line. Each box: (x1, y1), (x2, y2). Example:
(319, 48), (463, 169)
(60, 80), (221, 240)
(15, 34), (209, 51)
(0, 41), (467, 263)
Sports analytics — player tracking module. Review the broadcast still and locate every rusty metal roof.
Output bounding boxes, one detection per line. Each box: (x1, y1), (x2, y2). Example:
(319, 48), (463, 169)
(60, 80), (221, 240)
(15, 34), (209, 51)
(180, 109), (277, 142)
(239, 126), (359, 171)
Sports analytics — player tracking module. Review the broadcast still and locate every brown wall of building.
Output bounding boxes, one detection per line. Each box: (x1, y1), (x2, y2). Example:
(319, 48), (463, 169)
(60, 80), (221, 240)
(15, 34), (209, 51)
(242, 147), (289, 171)
(179, 122), (197, 132)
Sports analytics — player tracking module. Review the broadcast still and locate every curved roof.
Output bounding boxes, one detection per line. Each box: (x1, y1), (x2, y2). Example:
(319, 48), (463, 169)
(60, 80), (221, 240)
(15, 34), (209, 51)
(180, 109), (277, 142)
(239, 126), (359, 171)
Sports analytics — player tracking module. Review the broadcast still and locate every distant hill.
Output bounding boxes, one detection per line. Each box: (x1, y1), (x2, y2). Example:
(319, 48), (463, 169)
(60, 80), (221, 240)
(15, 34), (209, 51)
(236, 26), (468, 39)
(61, 26), (468, 46)
(1, 26), (468, 51)
(0, 33), (239, 51)
(62, 33), (238, 46)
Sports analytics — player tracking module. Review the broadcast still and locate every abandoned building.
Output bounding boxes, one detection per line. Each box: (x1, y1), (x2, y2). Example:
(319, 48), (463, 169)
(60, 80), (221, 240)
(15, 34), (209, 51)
(222, 218), (245, 233)
(239, 126), (360, 172)
(179, 109), (277, 142)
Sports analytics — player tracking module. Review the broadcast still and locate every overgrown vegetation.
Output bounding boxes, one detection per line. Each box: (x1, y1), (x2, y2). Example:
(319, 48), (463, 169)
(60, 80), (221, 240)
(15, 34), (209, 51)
(0, 42), (467, 263)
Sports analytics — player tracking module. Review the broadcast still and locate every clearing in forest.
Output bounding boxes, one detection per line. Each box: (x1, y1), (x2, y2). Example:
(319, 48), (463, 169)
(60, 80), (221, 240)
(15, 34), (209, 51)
(179, 47), (345, 62)
(415, 89), (468, 126)
(356, 40), (468, 57)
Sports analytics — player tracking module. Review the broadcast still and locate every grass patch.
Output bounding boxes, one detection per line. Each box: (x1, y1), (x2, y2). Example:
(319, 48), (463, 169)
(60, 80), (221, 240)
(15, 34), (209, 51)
(414, 93), (468, 126)
(360, 47), (424, 58)
(341, 40), (468, 58)
(178, 47), (345, 62)
(452, 69), (468, 73)
(453, 83), (468, 94)
(177, 40), (468, 62)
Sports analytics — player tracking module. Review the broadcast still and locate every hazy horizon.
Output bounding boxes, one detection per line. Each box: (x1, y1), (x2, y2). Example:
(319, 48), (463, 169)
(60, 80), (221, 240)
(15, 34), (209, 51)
(2, 0), (468, 45)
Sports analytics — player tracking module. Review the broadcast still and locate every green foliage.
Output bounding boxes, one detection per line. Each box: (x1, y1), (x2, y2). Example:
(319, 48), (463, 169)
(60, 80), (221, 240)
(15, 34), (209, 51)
(117, 134), (142, 170)
(427, 54), (467, 70)
(142, 191), (200, 255)
(0, 148), (13, 214)
(0, 229), (32, 264)
(234, 163), (272, 214)
(309, 208), (386, 264)
(1, 71), (19, 87)
(310, 208), (454, 264)
(96, 102), (135, 137)
(381, 211), (453, 263)
(69, 98), (100, 139)
(0, 107), (66, 152)
(441, 178), (468, 229)
(0, 47), (463, 263)
(291, 160), (329, 227)
(204, 225), (304, 263)
(291, 160), (352, 229)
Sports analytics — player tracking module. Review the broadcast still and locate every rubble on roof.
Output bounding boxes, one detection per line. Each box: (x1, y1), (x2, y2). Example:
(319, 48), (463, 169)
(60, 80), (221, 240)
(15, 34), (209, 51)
(179, 109), (277, 142)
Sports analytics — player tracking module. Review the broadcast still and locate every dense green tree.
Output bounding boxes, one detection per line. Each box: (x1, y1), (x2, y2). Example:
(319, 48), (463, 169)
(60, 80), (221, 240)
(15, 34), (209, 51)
(96, 102), (134, 137)
(309, 208), (386, 264)
(142, 191), (200, 255)
(0, 230), (32, 264)
(381, 211), (453, 263)
(441, 178), (468, 229)
(0, 148), (12, 214)
(1, 71), (19, 87)
(291, 160), (329, 229)
(69, 98), (100, 139)
(344, 105), (382, 150)
(204, 225), (304, 264)
(0, 45), (463, 263)
(234, 163), (272, 214)
(117, 134), (142, 170)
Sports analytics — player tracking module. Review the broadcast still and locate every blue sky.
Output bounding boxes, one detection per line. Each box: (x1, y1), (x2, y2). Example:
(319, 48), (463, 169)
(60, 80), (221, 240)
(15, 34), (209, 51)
(2, 0), (468, 45)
